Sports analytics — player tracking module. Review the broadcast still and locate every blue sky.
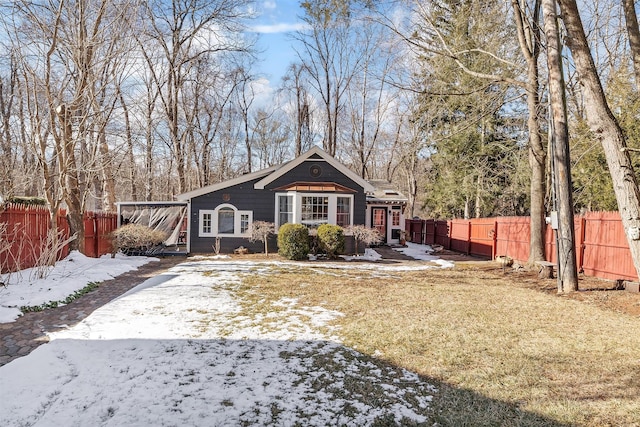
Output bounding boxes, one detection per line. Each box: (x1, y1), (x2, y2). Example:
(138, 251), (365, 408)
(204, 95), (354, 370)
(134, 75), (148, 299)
(250, 0), (307, 84)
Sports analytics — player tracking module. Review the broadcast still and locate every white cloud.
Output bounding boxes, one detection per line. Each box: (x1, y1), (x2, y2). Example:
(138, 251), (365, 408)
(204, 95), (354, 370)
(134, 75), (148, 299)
(250, 22), (309, 34)
(263, 0), (277, 10)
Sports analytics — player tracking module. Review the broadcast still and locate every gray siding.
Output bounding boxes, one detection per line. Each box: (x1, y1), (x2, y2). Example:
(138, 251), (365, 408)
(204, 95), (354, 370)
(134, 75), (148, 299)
(188, 159), (367, 254)
(265, 159), (367, 226)
(189, 177), (274, 253)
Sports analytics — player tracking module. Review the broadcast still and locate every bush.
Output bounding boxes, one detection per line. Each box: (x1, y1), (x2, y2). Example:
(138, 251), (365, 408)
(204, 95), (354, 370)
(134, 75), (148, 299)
(277, 223), (309, 260)
(110, 224), (167, 255)
(317, 224), (345, 259)
(345, 225), (383, 255)
(248, 221), (275, 255)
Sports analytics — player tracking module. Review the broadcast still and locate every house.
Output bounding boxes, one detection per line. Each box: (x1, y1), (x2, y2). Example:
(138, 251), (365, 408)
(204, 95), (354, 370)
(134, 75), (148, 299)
(171, 146), (407, 254)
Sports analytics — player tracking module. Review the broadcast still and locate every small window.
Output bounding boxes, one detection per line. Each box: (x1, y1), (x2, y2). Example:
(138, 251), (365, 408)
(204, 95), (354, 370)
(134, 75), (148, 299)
(202, 212), (212, 234)
(199, 205), (251, 237)
(392, 211), (400, 226)
(218, 208), (235, 234)
(336, 197), (351, 227)
(240, 213), (250, 234)
(278, 195), (293, 226)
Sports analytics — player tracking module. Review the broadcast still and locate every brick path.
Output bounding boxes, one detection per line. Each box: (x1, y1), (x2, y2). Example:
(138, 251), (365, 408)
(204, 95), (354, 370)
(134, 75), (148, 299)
(0, 257), (184, 366)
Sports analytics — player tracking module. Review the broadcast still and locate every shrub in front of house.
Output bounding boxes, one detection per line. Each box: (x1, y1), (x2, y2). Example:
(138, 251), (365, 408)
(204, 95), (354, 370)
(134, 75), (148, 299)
(317, 224), (345, 259)
(110, 223), (167, 255)
(277, 223), (309, 260)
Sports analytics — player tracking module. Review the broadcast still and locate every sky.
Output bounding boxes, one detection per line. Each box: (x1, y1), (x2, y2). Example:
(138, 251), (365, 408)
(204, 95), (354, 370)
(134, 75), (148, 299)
(0, 245), (452, 425)
(251, 0), (307, 85)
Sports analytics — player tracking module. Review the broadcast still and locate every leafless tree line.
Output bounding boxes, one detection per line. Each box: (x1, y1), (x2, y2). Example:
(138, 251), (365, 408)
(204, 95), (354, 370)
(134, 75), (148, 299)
(0, 0), (425, 252)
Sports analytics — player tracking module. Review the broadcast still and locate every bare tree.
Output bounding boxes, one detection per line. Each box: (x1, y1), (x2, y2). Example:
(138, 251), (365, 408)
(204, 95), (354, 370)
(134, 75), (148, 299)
(344, 18), (397, 179)
(6, 0), (137, 251)
(622, 0), (640, 87)
(294, 0), (363, 156)
(512, 0), (547, 264)
(281, 63), (314, 156)
(134, 0), (253, 194)
(249, 221), (275, 255)
(557, 0), (640, 279)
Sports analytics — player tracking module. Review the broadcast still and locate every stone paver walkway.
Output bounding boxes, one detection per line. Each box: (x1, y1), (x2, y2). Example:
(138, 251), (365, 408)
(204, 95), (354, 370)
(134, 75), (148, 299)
(0, 257), (184, 366)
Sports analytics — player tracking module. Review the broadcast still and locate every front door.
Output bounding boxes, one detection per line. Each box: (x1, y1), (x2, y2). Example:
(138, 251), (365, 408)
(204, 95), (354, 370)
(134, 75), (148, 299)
(372, 207), (387, 243)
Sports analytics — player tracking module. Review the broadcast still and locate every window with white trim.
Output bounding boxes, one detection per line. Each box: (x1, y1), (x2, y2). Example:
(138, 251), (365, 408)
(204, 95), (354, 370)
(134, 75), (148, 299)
(199, 204), (252, 237)
(391, 210), (400, 227)
(278, 194), (293, 226)
(240, 213), (250, 234)
(301, 196), (329, 227)
(336, 197), (351, 227)
(201, 212), (213, 235)
(275, 193), (354, 230)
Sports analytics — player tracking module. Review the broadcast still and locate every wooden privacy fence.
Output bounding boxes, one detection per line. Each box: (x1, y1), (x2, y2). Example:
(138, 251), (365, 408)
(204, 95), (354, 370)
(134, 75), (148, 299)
(0, 203), (118, 273)
(406, 211), (638, 281)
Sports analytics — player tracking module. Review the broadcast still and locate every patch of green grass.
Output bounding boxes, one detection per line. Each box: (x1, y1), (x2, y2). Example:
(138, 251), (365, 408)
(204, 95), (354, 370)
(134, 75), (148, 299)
(20, 281), (101, 313)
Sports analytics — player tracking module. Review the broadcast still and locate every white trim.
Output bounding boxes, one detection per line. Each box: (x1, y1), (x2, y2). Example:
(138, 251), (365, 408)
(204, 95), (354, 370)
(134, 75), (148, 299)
(199, 210), (215, 237)
(176, 165), (280, 201)
(186, 202), (191, 253)
(275, 193), (295, 229)
(198, 203), (253, 237)
(254, 146), (375, 192)
(366, 203), (406, 244)
(274, 191), (354, 230)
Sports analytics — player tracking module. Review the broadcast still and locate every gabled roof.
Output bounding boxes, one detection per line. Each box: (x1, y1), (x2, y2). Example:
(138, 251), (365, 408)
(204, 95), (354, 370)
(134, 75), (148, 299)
(366, 179), (408, 204)
(176, 146), (377, 201)
(254, 146), (375, 192)
(176, 164), (281, 201)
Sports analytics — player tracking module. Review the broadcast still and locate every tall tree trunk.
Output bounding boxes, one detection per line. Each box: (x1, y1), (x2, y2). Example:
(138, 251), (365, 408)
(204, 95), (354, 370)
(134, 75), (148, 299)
(57, 104), (85, 253)
(623, 0), (640, 87)
(512, 0), (547, 264)
(543, 0), (578, 292)
(98, 127), (116, 212)
(120, 92), (137, 201)
(558, 0), (640, 280)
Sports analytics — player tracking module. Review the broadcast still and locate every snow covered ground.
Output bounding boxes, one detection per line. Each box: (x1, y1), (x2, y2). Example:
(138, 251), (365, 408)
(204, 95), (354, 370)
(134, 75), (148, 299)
(0, 251), (154, 323)
(0, 245), (450, 426)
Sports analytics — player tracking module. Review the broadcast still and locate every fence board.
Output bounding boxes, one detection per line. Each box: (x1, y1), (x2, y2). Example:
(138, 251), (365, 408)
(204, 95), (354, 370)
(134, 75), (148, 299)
(1, 204), (116, 273)
(406, 212), (639, 281)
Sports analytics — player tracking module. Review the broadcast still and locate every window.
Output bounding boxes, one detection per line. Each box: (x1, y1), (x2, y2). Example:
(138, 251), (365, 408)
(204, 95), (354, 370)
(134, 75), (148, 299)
(240, 213), (250, 234)
(218, 208), (235, 234)
(201, 212), (212, 234)
(275, 193), (353, 230)
(199, 204), (252, 237)
(336, 197), (351, 227)
(392, 211), (400, 227)
(278, 195), (293, 226)
(301, 196), (329, 227)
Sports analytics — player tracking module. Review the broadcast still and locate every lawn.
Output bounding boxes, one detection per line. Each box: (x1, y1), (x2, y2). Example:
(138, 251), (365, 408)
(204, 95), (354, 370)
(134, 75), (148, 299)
(1, 253), (639, 426)
(236, 260), (640, 426)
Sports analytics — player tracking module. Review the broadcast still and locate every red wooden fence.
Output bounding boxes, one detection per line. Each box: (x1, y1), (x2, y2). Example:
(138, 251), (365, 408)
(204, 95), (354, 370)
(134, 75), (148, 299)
(406, 212), (638, 281)
(1, 203), (117, 273)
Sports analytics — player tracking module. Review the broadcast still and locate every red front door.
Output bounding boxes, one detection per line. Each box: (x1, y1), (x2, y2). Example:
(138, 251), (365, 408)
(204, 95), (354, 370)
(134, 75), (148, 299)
(372, 207), (387, 243)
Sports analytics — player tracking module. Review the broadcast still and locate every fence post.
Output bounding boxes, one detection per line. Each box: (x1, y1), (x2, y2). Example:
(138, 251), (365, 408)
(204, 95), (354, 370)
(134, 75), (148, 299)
(467, 220), (472, 255)
(492, 220), (498, 260)
(578, 216), (586, 273)
(422, 219), (427, 245)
